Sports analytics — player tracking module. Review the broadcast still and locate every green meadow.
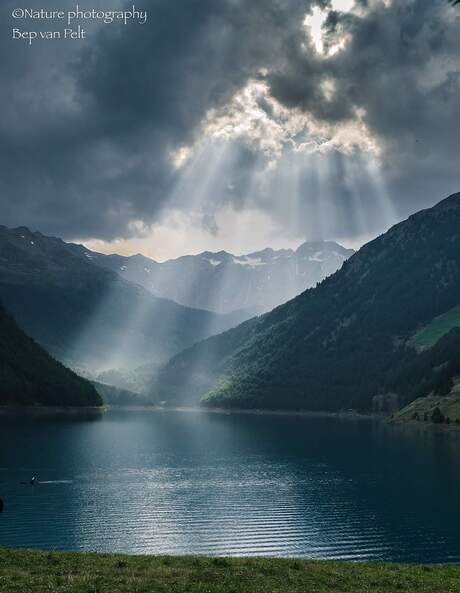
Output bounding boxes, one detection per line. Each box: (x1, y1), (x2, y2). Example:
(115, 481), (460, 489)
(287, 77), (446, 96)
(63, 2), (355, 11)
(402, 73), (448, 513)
(1, 549), (459, 593)
(414, 306), (460, 348)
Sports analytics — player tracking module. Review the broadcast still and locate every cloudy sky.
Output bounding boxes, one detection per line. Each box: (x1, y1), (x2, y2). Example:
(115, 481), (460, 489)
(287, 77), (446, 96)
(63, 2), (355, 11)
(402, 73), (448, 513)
(1, 0), (459, 260)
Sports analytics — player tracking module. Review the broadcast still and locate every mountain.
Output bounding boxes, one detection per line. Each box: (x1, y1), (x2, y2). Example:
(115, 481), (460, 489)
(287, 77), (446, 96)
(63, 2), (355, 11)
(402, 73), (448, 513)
(90, 380), (150, 406)
(0, 226), (248, 374)
(84, 241), (354, 314)
(152, 192), (460, 412)
(388, 326), (460, 404)
(388, 326), (460, 426)
(0, 303), (101, 407)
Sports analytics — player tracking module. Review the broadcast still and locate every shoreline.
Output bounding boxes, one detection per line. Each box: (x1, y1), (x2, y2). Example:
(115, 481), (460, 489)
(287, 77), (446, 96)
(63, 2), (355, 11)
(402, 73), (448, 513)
(0, 403), (382, 420)
(107, 404), (382, 420)
(0, 548), (458, 593)
(6, 404), (460, 430)
(387, 417), (460, 432)
(0, 405), (105, 417)
(386, 394), (460, 432)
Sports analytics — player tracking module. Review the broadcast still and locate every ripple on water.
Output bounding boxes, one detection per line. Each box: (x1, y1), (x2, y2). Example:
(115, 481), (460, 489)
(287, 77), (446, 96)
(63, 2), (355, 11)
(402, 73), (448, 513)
(1, 411), (460, 563)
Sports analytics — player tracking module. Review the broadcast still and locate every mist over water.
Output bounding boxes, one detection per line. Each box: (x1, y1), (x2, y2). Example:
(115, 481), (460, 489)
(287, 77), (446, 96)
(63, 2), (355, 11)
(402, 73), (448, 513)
(1, 410), (459, 562)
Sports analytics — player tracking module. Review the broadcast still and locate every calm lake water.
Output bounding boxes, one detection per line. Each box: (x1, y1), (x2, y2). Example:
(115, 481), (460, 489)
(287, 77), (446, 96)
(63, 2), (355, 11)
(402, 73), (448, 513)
(1, 409), (460, 563)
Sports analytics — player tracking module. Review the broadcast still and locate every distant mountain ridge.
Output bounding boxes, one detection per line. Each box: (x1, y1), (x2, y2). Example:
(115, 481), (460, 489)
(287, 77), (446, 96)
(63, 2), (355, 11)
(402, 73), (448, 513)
(152, 192), (460, 412)
(0, 225), (248, 374)
(0, 303), (101, 407)
(81, 241), (354, 314)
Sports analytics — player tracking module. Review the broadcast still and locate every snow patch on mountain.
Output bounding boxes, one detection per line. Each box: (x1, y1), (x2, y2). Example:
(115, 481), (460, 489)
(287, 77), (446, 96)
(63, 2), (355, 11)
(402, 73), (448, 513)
(82, 239), (355, 315)
(233, 256), (266, 268)
(204, 258), (222, 267)
(308, 252), (328, 262)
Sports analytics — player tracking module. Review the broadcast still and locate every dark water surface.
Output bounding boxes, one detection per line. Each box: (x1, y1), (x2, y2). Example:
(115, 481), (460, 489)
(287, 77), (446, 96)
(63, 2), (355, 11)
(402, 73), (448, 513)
(1, 409), (459, 562)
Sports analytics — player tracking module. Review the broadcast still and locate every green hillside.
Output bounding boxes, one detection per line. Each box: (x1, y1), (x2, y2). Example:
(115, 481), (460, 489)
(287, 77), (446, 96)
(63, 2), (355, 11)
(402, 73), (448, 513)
(390, 394), (460, 427)
(153, 192), (460, 412)
(388, 327), (460, 427)
(413, 305), (460, 348)
(0, 304), (102, 407)
(389, 327), (460, 403)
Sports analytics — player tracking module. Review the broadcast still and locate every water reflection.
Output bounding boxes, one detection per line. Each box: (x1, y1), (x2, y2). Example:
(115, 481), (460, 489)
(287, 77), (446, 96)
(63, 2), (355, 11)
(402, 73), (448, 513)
(0, 410), (459, 562)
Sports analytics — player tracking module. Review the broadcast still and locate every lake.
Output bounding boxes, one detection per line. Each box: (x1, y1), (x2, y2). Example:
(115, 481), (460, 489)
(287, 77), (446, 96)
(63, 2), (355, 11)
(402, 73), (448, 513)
(1, 409), (459, 563)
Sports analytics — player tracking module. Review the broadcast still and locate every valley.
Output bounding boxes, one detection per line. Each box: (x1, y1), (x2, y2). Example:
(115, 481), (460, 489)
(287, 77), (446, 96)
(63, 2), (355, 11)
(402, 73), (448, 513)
(152, 193), (460, 414)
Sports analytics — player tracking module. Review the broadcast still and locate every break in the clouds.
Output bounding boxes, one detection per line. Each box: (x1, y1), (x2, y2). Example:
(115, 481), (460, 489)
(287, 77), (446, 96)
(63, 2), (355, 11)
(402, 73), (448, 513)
(0, 0), (459, 258)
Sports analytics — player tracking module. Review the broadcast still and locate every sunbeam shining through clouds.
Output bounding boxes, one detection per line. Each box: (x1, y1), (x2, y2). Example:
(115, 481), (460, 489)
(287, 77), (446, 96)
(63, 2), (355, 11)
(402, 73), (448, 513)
(2, 0), (460, 583)
(2, 0), (459, 259)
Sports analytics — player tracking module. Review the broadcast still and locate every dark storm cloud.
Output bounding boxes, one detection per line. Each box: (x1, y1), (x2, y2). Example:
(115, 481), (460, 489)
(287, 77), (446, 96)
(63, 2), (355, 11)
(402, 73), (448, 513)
(0, 0), (459, 240)
(0, 0), (308, 238)
(266, 0), (460, 217)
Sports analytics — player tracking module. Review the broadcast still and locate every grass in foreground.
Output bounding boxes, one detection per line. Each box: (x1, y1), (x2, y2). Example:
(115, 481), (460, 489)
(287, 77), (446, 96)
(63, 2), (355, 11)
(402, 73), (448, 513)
(0, 549), (460, 593)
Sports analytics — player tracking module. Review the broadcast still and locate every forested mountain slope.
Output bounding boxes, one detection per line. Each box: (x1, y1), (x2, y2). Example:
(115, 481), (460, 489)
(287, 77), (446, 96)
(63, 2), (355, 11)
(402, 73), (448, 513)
(0, 225), (246, 372)
(152, 192), (460, 412)
(0, 304), (101, 407)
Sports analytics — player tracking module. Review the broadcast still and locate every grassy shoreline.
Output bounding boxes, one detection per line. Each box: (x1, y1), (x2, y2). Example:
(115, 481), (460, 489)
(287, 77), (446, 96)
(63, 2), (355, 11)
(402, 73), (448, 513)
(0, 549), (459, 593)
(388, 395), (460, 431)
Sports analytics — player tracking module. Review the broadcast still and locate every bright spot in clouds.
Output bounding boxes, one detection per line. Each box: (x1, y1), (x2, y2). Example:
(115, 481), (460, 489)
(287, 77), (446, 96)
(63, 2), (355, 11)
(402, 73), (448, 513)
(320, 78), (336, 102)
(304, 6), (329, 55)
(170, 145), (192, 169)
(82, 0), (405, 262)
(200, 80), (380, 160)
(304, 0), (355, 56)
